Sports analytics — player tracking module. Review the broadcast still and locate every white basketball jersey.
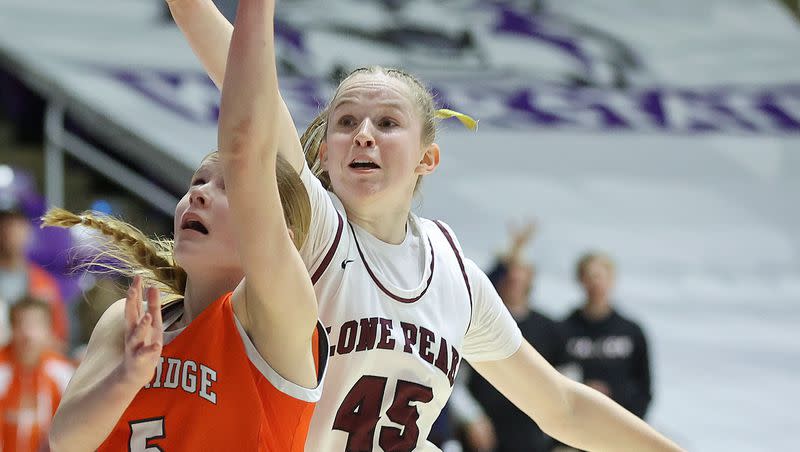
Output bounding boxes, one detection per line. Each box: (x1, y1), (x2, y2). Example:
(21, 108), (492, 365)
(299, 166), (521, 452)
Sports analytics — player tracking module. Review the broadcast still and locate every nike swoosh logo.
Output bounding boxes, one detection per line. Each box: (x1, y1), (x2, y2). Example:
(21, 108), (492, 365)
(341, 259), (355, 269)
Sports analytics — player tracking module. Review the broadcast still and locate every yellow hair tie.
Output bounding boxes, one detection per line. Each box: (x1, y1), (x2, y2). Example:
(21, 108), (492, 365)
(435, 109), (479, 131)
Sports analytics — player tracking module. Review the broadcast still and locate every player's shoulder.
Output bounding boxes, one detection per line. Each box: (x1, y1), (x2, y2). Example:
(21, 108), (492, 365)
(419, 216), (454, 234)
(95, 298), (127, 333)
(419, 217), (464, 249)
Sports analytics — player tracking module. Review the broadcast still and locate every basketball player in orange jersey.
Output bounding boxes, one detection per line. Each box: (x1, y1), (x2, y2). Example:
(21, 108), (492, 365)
(167, 0), (683, 450)
(43, 0), (327, 449)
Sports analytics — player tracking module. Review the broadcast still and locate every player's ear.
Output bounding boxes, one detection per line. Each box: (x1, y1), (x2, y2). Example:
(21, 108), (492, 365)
(416, 143), (440, 175)
(319, 141), (329, 170)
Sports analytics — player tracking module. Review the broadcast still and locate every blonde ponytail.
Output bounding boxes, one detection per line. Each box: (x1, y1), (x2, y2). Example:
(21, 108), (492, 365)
(42, 207), (187, 298)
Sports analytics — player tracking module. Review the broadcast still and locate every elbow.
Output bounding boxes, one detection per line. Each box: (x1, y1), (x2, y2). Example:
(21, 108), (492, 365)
(219, 118), (277, 163)
(48, 407), (85, 452)
(48, 419), (70, 452)
(536, 377), (582, 440)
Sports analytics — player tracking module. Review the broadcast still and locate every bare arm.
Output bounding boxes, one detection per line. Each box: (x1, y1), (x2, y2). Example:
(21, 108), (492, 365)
(472, 341), (683, 452)
(50, 279), (163, 452)
(167, 0), (231, 89)
(220, 0), (318, 389)
(167, 0), (305, 172)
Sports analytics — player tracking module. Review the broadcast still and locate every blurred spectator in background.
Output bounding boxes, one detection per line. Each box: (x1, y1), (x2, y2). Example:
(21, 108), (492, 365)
(465, 221), (567, 452)
(0, 195), (69, 347)
(0, 297), (74, 452)
(559, 252), (652, 419)
(430, 357), (497, 451)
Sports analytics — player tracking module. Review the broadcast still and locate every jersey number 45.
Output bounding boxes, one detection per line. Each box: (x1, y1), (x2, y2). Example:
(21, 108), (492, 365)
(333, 375), (434, 452)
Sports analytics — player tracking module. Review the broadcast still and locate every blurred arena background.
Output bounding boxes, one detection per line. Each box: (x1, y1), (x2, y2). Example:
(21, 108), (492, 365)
(0, 1), (798, 451)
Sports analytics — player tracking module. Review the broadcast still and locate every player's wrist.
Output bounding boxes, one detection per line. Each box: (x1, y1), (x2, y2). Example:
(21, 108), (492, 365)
(116, 361), (154, 391)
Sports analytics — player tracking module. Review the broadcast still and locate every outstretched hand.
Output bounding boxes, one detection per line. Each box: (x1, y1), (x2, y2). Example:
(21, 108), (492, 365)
(121, 276), (163, 388)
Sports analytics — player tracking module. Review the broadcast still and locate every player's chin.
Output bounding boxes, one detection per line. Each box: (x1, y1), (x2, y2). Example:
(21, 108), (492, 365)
(346, 182), (389, 203)
(172, 241), (202, 266)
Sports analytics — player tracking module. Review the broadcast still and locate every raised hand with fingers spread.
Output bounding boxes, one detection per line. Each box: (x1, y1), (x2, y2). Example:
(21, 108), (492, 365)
(121, 276), (163, 388)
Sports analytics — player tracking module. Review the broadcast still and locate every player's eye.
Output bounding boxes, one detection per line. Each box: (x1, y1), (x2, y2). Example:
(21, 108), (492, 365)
(338, 115), (356, 127)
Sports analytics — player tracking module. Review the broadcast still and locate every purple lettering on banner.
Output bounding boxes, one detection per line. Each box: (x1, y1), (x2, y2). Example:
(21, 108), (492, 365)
(275, 19), (305, 52)
(756, 88), (800, 131)
(639, 90), (669, 128)
(93, 63), (800, 134)
(677, 90), (759, 133)
(492, 7), (592, 78)
(508, 89), (573, 127)
(104, 66), (220, 124)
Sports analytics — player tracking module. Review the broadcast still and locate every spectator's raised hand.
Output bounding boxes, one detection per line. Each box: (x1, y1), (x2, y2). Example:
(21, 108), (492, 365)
(506, 219), (537, 263)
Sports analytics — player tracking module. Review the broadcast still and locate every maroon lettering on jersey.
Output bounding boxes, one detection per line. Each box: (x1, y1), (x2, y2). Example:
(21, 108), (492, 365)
(326, 325), (336, 357)
(447, 346), (461, 386)
(337, 321), (359, 355)
(434, 337), (450, 378)
(401, 322), (417, 354)
(418, 327), (436, 364)
(356, 317), (379, 352)
(376, 318), (396, 350)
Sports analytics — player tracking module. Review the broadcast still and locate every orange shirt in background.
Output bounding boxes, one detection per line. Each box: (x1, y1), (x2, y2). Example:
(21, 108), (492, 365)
(27, 263), (69, 344)
(0, 347), (74, 452)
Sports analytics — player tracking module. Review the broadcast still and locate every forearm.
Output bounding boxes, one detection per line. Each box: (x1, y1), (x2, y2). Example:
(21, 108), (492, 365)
(50, 364), (142, 452)
(218, 0), (279, 160)
(167, 0), (233, 88)
(546, 380), (680, 452)
(216, 0), (305, 172)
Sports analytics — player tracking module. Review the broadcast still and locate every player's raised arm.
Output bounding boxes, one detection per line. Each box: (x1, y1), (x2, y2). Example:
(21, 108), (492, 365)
(167, 0), (305, 172)
(166, 0), (231, 89)
(219, 0), (318, 390)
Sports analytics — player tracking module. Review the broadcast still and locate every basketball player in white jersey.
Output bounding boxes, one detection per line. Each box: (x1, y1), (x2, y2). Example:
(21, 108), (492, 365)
(166, 0), (683, 450)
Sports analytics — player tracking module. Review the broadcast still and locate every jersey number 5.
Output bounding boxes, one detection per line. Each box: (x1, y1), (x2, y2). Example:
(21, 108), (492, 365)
(333, 375), (434, 452)
(129, 417), (165, 451)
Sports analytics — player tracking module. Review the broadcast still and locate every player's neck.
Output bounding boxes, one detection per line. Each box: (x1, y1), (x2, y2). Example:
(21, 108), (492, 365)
(345, 199), (412, 245)
(181, 272), (242, 324)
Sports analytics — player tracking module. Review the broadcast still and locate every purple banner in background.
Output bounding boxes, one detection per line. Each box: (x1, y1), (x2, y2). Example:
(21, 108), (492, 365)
(101, 65), (800, 134)
(94, 0), (800, 134)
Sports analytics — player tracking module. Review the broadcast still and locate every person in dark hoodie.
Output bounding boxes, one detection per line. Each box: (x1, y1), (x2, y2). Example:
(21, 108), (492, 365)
(465, 221), (568, 452)
(560, 252), (652, 419)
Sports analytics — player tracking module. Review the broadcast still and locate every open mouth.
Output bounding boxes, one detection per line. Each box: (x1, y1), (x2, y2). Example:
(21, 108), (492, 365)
(349, 159), (380, 170)
(181, 219), (209, 235)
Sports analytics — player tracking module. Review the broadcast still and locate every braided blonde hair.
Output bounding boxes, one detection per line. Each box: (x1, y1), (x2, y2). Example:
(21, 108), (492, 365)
(42, 207), (187, 298)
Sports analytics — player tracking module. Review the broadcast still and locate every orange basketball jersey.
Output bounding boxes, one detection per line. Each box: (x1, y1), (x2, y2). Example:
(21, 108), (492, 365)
(98, 293), (327, 452)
